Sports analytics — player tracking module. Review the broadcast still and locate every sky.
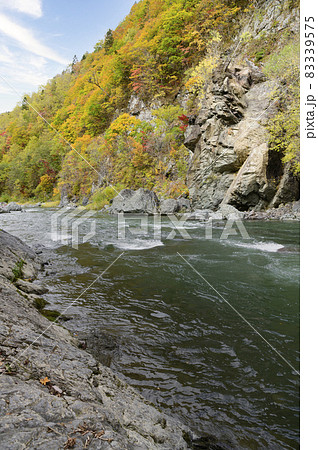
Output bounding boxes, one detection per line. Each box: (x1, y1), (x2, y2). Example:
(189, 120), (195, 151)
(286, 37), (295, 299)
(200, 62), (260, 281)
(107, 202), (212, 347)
(0, 0), (136, 113)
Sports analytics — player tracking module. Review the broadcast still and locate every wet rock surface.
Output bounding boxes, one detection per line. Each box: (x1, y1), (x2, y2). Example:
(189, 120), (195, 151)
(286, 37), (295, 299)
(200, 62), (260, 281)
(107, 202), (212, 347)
(0, 229), (198, 449)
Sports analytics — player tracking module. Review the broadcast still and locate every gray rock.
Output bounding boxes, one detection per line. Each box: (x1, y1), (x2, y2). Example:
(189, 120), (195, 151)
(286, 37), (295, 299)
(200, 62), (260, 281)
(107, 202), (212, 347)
(0, 229), (41, 281)
(59, 184), (71, 207)
(217, 204), (244, 220)
(213, 147), (240, 173)
(109, 188), (159, 214)
(222, 143), (270, 209)
(244, 201), (300, 221)
(21, 202), (42, 209)
(177, 197), (191, 212)
(6, 202), (22, 212)
(58, 197), (69, 207)
(14, 279), (49, 295)
(184, 125), (201, 151)
(187, 209), (214, 221)
(160, 198), (180, 215)
(233, 65), (266, 90)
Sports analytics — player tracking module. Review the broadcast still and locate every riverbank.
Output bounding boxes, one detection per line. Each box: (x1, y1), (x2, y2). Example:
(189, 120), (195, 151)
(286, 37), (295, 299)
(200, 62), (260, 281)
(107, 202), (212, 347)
(0, 193), (300, 223)
(0, 229), (200, 449)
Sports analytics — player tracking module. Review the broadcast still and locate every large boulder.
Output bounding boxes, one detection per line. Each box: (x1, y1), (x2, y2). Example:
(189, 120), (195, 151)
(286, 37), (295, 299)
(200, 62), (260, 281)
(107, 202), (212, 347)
(177, 197), (191, 212)
(108, 188), (159, 214)
(217, 204), (244, 220)
(184, 125), (201, 151)
(6, 202), (22, 212)
(221, 143), (274, 209)
(0, 229), (41, 281)
(160, 198), (180, 215)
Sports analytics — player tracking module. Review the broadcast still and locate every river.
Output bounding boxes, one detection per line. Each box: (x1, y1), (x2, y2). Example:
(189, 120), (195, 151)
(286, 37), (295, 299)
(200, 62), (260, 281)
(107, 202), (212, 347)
(0, 208), (300, 449)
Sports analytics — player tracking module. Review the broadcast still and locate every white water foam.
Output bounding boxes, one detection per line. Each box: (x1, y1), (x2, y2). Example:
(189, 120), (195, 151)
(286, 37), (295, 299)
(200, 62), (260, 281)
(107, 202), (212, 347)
(234, 241), (284, 253)
(114, 239), (164, 251)
(50, 232), (72, 243)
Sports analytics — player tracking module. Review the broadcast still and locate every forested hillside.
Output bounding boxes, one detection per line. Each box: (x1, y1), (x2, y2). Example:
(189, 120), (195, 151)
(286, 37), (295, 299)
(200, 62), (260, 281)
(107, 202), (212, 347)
(0, 0), (299, 209)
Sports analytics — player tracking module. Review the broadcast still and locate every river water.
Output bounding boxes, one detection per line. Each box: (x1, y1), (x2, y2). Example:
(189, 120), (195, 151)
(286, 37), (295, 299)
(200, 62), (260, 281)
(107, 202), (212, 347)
(0, 208), (300, 449)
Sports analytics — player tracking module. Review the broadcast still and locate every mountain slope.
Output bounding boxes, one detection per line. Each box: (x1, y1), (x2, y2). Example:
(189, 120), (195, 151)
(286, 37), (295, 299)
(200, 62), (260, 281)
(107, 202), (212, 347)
(0, 0), (299, 209)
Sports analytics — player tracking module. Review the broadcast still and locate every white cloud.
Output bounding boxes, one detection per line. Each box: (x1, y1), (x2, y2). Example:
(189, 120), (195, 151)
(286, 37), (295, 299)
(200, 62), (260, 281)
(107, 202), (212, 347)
(0, 0), (71, 112)
(28, 54), (46, 70)
(0, 0), (42, 18)
(0, 13), (69, 65)
(0, 44), (13, 63)
(0, 50), (58, 112)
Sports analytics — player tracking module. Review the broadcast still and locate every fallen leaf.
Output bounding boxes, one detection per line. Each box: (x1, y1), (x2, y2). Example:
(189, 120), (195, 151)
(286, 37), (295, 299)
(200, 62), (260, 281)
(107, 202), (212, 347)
(40, 377), (50, 385)
(75, 422), (91, 435)
(94, 430), (104, 438)
(64, 437), (76, 449)
(84, 436), (91, 449)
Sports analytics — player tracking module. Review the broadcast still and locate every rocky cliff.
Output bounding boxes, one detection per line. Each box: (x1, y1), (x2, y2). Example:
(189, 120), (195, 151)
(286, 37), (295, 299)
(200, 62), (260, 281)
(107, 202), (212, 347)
(183, 0), (300, 211)
(185, 65), (299, 211)
(126, 0), (300, 213)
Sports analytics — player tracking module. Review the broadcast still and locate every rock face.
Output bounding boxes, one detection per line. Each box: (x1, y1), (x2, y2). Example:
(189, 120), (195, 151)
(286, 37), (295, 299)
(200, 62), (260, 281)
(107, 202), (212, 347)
(0, 229), (196, 448)
(185, 3), (300, 212)
(217, 204), (244, 220)
(221, 143), (274, 210)
(108, 188), (159, 214)
(186, 69), (300, 211)
(269, 162), (300, 208)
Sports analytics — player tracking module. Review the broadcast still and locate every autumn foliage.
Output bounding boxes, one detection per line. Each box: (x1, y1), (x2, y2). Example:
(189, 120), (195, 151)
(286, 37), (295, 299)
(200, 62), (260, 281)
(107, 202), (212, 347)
(0, 0), (243, 203)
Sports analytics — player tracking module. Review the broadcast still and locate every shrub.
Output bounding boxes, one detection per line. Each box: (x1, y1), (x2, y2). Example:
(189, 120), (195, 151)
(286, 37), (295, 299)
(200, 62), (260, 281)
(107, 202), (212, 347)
(264, 40), (300, 175)
(87, 184), (125, 210)
(12, 259), (25, 282)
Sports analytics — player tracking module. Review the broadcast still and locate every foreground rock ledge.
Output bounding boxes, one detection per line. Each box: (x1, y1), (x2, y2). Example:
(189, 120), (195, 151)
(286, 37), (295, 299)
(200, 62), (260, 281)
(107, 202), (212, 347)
(0, 230), (196, 449)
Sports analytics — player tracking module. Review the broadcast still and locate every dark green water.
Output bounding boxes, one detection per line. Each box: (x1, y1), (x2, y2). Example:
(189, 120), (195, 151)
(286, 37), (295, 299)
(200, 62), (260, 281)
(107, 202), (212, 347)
(0, 209), (300, 449)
